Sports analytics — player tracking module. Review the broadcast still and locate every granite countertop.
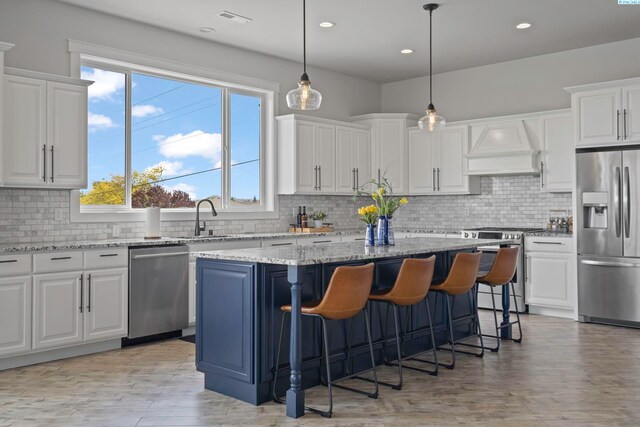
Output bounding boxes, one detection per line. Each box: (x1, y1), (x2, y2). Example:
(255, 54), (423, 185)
(524, 230), (573, 238)
(193, 237), (518, 266)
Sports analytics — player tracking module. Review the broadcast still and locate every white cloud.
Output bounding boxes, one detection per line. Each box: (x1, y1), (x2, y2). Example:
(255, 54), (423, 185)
(163, 183), (197, 200)
(152, 135), (166, 142)
(87, 112), (115, 131)
(157, 130), (222, 163)
(132, 104), (164, 118)
(81, 68), (125, 101)
(146, 161), (192, 177)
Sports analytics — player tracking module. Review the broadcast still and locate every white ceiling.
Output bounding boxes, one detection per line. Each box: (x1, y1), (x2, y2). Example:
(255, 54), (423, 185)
(58, 0), (640, 83)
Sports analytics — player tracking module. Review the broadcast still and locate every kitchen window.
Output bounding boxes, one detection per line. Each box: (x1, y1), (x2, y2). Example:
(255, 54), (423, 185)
(69, 46), (276, 221)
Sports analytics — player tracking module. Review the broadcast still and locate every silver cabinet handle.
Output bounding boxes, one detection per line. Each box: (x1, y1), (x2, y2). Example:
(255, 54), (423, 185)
(624, 109), (628, 140)
(87, 274), (92, 312)
(318, 165), (321, 191)
(617, 110), (621, 140)
(312, 240), (332, 244)
(0, 259), (18, 264)
(271, 242), (293, 247)
(625, 166), (631, 238)
(615, 167), (622, 238)
(432, 168), (436, 191)
(131, 252), (188, 260)
(352, 168), (356, 191)
(437, 168), (441, 191)
(377, 169), (381, 186)
(356, 168), (359, 189)
(50, 146), (54, 183)
(42, 145), (47, 182)
(79, 274), (84, 313)
(581, 259), (640, 268)
(51, 256), (72, 261)
(99, 253), (119, 257)
(532, 241), (564, 245)
(314, 166), (319, 191)
(540, 161), (544, 189)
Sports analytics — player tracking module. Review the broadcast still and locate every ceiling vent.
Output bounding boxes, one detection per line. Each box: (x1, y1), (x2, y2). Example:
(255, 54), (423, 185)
(217, 11), (252, 24)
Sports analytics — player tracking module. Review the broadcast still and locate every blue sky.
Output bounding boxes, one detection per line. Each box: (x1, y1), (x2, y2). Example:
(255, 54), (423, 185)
(81, 66), (261, 204)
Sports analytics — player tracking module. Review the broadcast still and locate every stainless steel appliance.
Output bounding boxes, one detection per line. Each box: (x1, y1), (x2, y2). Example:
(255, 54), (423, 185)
(577, 147), (640, 327)
(128, 245), (189, 339)
(460, 227), (541, 313)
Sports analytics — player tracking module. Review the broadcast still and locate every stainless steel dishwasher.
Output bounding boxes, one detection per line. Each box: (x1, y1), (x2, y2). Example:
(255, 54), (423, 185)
(128, 245), (189, 340)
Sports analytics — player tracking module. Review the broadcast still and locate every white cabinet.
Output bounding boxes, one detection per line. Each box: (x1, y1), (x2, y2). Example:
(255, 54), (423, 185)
(540, 112), (574, 192)
(315, 124), (336, 193)
(33, 271), (83, 350)
(0, 42), (14, 187)
(407, 125), (480, 195)
(525, 236), (575, 318)
(83, 268), (128, 342)
(568, 79), (640, 147)
(0, 276), (31, 357)
(2, 69), (90, 189)
(335, 126), (371, 194)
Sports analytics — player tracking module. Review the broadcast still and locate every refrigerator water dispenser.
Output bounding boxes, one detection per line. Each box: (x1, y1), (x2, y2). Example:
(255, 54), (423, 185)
(582, 192), (608, 229)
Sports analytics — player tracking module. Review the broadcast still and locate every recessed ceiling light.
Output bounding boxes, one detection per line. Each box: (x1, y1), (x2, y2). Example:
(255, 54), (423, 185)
(400, 48), (414, 54)
(217, 11), (252, 24)
(199, 27), (215, 33)
(319, 21), (335, 28)
(516, 22), (532, 29)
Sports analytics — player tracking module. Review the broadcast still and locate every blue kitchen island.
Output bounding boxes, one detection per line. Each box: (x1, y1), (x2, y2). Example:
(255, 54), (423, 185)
(193, 237), (516, 418)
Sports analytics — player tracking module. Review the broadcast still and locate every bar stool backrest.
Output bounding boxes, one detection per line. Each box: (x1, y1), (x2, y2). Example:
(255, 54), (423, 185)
(437, 252), (482, 295)
(386, 256), (436, 305)
(315, 263), (375, 320)
(479, 247), (520, 285)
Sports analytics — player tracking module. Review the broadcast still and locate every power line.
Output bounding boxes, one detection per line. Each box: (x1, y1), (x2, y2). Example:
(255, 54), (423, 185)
(132, 84), (186, 106)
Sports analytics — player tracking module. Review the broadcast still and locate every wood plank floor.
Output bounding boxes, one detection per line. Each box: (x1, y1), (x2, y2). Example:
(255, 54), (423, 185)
(2, 314), (640, 426)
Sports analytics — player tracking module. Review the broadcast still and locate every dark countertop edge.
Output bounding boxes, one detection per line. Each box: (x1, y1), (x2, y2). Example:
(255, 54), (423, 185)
(193, 238), (519, 266)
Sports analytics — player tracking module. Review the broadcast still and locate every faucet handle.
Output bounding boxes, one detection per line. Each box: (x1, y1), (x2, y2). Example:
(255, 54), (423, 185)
(199, 220), (206, 232)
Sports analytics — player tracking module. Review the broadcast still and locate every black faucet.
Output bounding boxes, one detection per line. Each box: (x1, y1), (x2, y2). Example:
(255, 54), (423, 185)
(195, 199), (218, 236)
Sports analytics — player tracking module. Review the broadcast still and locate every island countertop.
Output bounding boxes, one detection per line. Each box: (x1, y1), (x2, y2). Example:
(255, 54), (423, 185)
(193, 237), (517, 266)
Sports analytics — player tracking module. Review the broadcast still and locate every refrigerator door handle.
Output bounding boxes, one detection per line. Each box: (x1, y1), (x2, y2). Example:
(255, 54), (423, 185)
(580, 259), (640, 268)
(624, 166), (631, 239)
(615, 166), (622, 238)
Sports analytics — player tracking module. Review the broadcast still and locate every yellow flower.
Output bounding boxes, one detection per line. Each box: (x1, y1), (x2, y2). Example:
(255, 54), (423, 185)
(400, 197), (408, 205)
(371, 192), (378, 199)
(358, 207), (365, 215)
(378, 188), (385, 196)
(367, 205), (378, 213)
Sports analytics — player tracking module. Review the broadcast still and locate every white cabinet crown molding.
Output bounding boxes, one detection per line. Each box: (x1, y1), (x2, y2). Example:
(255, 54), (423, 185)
(4, 67), (92, 87)
(350, 113), (421, 122)
(276, 114), (370, 130)
(565, 76), (640, 94)
(0, 42), (15, 52)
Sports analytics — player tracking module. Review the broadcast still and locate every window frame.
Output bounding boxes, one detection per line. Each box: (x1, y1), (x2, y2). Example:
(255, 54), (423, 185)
(68, 40), (278, 222)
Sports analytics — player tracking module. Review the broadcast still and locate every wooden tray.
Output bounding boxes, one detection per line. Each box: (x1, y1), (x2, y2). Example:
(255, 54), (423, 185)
(288, 226), (335, 234)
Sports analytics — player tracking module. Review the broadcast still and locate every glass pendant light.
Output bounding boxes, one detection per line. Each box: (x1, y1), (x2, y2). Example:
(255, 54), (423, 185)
(419, 3), (445, 132)
(286, 0), (322, 110)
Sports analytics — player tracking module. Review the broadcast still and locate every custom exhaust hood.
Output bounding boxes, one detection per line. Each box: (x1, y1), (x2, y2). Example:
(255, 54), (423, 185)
(465, 119), (540, 175)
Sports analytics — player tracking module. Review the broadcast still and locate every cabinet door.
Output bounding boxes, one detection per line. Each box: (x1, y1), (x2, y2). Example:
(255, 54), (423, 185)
(315, 124), (335, 193)
(623, 84), (640, 143)
(2, 75), (47, 186)
(84, 268), (128, 341)
(33, 272), (83, 350)
(526, 252), (574, 309)
(407, 129), (436, 194)
(189, 261), (196, 325)
(47, 82), (87, 188)
(0, 276), (31, 357)
(437, 125), (469, 193)
(375, 120), (405, 193)
(541, 114), (573, 192)
(354, 129), (371, 190)
(335, 126), (356, 194)
(295, 122), (316, 193)
(574, 88), (621, 147)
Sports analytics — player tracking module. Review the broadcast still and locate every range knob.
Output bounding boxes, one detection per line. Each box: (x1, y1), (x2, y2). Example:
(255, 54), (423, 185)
(508, 234), (514, 239)
(514, 234), (520, 239)
(464, 232), (469, 238)
(472, 233), (477, 238)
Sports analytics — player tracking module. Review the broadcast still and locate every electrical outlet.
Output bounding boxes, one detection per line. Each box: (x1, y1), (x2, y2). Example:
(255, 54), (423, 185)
(54, 208), (64, 221)
(112, 224), (120, 238)
(464, 207), (471, 217)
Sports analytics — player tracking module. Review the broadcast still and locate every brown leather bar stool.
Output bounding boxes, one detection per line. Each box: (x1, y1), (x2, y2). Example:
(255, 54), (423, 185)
(272, 263), (378, 418)
(361, 256), (438, 390)
(475, 247), (523, 352)
(429, 252), (483, 370)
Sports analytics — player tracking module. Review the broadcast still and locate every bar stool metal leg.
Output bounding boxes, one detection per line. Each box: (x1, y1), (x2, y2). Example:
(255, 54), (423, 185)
(338, 309), (379, 398)
(399, 297), (439, 376)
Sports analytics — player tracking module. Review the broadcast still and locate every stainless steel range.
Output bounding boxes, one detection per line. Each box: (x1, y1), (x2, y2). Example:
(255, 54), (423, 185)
(460, 227), (543, 313)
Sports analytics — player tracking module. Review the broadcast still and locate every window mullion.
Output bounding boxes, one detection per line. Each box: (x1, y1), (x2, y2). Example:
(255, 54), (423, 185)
(222, 88), (231, 209)
(125, 72), (133, 208)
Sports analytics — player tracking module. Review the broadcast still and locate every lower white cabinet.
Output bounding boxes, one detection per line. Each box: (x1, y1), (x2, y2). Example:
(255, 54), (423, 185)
(83, 268), (128, 341)
(0, 276), (32, 357)
(33, 271), (83, 350)
(525, 236), (575, 318)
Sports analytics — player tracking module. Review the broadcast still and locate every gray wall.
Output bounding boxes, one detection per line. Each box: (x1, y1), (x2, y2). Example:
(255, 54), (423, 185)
(0, 0), (381, 120)
(382, 37), (640, 122)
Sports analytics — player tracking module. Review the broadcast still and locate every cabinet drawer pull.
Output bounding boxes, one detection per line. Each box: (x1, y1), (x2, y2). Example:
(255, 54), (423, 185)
(99, 253), (119, 257)
(532, 241), (564, 245)
(353, 238), (365, 241)
(312, 240), (332, 244)
(0, 259), (18, 264)
(50, 146), (55, 183)
(51, 256), (73, 261)
(87, 274), (92, 313)
(271, 242), (293, 247)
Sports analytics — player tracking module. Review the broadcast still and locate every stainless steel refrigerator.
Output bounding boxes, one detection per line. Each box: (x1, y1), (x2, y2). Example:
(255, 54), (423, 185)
(577, 147), (640, 327)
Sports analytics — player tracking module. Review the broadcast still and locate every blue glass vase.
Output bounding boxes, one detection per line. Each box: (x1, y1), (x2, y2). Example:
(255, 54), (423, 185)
(387, 215), (395, 246)
(376, 216), (389, 246)
(365, 224), (375, 247)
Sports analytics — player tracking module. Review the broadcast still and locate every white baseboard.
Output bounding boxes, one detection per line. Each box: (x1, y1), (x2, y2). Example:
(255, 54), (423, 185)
(528, 305), (575, 319)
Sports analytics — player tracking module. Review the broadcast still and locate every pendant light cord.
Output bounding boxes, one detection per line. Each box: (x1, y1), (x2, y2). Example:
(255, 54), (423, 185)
(429, 6), (433, 106)
(303, 0), (307, 75)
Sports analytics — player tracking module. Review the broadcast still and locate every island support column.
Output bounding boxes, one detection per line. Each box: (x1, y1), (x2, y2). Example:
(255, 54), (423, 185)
(286, 265), (306, 418)
(499, 243), (513, 339)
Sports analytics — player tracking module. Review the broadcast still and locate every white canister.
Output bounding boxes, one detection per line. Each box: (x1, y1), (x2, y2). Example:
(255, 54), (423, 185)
(145, 207), (161, 239)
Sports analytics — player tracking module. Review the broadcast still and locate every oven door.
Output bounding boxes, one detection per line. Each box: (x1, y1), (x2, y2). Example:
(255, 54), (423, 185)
(476, 244), (526, 313)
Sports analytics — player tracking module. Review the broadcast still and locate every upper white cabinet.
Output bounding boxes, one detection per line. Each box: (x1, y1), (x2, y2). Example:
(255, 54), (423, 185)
(351, 114), (419, 194)
(540, 112), (573, 192)
(567, 78), (640, 147)
(2, 69), (91, 189)
(407, 125), (480, 195)
(0, 42), (14, 187)
(277, 115), (368, 195)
